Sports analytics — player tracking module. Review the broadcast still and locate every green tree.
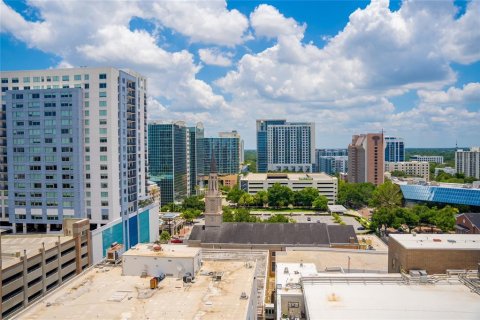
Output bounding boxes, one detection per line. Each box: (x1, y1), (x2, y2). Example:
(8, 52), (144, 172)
(401, 208), (420, 233)
(181, 208), (202, 223)
(222, 206), (234, 222)
(390, 170), (407, 178)
(182, 195), (205, 211)
(160, 230), (171, 243)
(267, 183), (294, 208)
(312, 195), (328, 211)
(337, 181), (376, 209)
(293, 187), (319, 207)
(233, 208), (260, 222)
(161, 202), (182, 212)
(266, 214), (292, 223)
(434, 206), (457, 232)
(370, 181), (403, 208)
(253, 190), (268, 207)
(370, 207), (396, 232)
(412, 205), (436, 226)
(226, 186), (246, 204)
(238, 193), (255, 207)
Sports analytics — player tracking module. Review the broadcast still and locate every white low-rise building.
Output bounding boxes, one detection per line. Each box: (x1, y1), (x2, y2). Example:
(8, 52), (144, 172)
(240, 173), (338, 204)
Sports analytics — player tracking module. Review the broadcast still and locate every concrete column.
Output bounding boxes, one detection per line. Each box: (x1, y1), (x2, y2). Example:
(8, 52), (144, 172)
(41, 242), (47, 295)
(12, 223), (17, 234)
(57, 236), (63, 285)
(23, 223), (27, 234)
(22, 249), (28, 307)
(74, 234), (82, 275)
(46, 224), (51, 233)
(87, 229), (93, 267)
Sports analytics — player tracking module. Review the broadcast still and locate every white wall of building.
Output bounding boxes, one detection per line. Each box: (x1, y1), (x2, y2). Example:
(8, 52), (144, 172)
(122, 254), (200, 277)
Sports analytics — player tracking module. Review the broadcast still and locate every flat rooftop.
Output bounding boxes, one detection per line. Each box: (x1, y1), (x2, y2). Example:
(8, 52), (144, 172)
(123, 244), (201, 258)
(18, 260), (256, 320)
(1, 234), (73, 269)
(327, 205), (347, 213)
(390, 234), (480, 250)
(276, 248), (388, 273)
(241, 172), (335, 181)
(276, 263), (317, 295)
(302, 274), (480, 319)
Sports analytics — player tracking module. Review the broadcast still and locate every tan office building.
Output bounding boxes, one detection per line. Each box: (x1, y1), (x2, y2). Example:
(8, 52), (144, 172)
(388, 234), (480, 274)
(385, 161), (430, 180)
(348, 133), (385, 185)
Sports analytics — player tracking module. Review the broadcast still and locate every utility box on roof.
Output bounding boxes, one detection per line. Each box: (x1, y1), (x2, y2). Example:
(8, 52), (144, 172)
(122, 244), (201, 278)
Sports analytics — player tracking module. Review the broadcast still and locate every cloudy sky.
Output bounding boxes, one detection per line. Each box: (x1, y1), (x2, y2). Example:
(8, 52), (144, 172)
(1, 0), (479, 149)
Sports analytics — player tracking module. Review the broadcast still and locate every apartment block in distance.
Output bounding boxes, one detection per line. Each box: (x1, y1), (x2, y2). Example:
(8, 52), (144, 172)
(410, 155), (444, 164)
(348, 133), (385, 185)
(455, 147), (480, 179)
(0, 67), (148, 231)
(148, 121), (188, 205)
(256, 120), (315, 173)
(384, 136), (405, 162)
(315, 149), (348, 174)
(256, 119), (287, 172)
(385, 161), (430, 180)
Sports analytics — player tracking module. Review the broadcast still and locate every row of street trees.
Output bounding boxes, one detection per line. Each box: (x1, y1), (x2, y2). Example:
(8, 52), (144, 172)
(227, 184), (329, 210)
(222, 207), (293, 223)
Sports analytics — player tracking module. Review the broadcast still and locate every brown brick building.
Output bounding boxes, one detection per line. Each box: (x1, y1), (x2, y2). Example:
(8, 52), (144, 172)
(388, 234), (480, 274)
(456, 213), (480, 234)
(348, 133), (385, 186)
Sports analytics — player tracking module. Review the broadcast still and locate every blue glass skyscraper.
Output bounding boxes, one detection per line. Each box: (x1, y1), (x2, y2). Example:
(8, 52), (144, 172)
(385, 136), (405, 162)
(148, 121), (188, 205)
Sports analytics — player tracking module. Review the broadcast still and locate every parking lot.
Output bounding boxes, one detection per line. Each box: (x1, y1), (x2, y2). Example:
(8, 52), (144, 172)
(256, 212), (365, 231)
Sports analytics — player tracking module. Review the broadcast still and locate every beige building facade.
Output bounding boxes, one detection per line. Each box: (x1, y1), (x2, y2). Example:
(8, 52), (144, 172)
(388, 234), (480, 274)
(385, 161), (430, 180)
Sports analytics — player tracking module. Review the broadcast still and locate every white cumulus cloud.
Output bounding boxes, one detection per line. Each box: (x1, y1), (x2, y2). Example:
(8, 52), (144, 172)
(198, 48), (233, 67)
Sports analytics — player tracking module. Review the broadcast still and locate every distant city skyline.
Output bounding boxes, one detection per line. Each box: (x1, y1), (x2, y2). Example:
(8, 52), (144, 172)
(1, 0), (479, 148)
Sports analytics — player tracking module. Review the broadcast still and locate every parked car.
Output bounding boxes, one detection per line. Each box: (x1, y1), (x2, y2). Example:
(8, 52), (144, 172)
(307, 217), (311, 221)
(357, 226), (366, 230)
(170, 238), (183, 244)
(157, 272), (166, 282)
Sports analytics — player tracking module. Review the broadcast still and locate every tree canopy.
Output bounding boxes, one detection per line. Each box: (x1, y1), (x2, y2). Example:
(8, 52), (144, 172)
(370, 205), (457, 233)
(312, 195), (329, 211)
(337, 181), (376, 209)
(370, 180), (403, 208)
(267, 183), (294, 208)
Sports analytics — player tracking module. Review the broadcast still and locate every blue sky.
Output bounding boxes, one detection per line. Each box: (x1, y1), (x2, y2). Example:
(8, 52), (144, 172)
(1, 0), (479, 148)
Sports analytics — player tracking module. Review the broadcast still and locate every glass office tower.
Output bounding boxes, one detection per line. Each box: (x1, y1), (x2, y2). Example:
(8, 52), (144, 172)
(188, 123), (204, 195)
(148, 121), (188, 205)
(197, 137), (241, 176)
(385, 136), (405, 162)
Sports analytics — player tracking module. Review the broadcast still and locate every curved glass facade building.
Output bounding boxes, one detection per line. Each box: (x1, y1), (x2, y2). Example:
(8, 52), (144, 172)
(400, 184), (480, 206)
